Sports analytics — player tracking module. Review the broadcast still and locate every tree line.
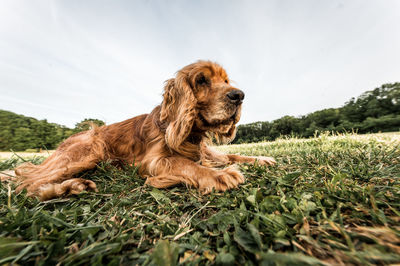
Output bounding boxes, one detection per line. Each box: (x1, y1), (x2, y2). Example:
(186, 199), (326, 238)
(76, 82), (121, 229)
(0, 111), (104, 151)
(233, 82), (400, 143)
(1, 82), (399, 151)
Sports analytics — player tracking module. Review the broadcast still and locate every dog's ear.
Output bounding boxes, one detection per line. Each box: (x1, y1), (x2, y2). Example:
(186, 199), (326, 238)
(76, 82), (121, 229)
(160, 76), (197, 151)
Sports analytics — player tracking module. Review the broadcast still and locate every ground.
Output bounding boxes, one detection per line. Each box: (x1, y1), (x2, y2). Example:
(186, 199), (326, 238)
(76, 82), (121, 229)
(0, 132), (399, 265)
(0, 151), (54, 160)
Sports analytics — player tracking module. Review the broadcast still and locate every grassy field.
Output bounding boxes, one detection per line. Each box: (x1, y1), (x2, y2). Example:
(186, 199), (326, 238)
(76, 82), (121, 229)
(0, 132), (400, 265)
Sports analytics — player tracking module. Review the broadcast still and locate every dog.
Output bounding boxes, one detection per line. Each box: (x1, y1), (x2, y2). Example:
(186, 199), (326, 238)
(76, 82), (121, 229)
(11, 60), (276, 200)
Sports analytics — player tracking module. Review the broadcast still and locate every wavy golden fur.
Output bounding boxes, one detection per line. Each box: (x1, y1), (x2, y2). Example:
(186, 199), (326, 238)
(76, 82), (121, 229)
(9, 60), (276, 200)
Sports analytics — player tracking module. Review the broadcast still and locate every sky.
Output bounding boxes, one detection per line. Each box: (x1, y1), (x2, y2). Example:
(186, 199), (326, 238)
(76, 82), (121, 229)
(0, 0), (399, 128)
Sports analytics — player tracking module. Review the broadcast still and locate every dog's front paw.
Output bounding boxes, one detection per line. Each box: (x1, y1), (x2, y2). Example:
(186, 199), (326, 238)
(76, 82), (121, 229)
(200, 165), (245, 194)
(252, 156), (276, 166)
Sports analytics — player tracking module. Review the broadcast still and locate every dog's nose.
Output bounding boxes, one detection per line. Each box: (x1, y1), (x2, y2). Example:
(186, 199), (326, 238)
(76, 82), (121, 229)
(227, 89), (245, 104)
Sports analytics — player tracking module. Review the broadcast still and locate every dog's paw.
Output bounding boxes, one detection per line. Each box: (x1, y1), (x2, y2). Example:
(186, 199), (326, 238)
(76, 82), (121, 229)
(252, 156), (276, 166)
(64, 178), (98, 195)
(38, 178), (98, 201)
(200, 165), (245, 194)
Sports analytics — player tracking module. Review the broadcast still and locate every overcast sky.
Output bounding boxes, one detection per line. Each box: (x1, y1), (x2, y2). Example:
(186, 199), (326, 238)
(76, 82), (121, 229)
(0, 0), (399, 128)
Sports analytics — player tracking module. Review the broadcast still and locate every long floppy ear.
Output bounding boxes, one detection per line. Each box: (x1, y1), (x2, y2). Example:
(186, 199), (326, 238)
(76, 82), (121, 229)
(160, 76), (197, 151)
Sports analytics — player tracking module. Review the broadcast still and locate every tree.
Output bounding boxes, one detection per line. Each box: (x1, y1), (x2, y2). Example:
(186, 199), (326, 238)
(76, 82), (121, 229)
(74, 119), (105, 133)
(0, 110), (105, 151)
(270, 116), (301, 138)
(233, 82), (400, 143)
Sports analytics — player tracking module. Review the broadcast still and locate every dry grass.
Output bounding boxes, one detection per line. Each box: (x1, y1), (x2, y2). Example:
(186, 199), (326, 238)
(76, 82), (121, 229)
(0, 151), (54, 159)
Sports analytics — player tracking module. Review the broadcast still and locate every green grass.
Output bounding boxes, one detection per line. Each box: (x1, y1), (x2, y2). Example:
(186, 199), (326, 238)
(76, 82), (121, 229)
(1, 132), (400, 265)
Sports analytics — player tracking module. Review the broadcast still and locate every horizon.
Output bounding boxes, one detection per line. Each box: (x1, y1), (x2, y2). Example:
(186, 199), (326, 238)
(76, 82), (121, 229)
(1, 80), (397, 128)
(1, 0), (399, 128)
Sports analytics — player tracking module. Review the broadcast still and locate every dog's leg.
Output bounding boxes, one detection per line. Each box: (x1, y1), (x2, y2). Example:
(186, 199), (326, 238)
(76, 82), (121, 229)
(14, 130), (106, 199)
(145, 157), (245, 193)
(226, 154), (276, 166)
(202, 146), (276, 166)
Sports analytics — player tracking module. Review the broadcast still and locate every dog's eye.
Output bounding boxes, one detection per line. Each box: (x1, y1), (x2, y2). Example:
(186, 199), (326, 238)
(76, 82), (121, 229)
(196, 75), (208, 86)
(225, 79), (228, 84)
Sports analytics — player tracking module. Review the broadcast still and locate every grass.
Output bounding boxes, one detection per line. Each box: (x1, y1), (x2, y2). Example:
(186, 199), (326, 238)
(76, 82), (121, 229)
(0, 132), (400, 265)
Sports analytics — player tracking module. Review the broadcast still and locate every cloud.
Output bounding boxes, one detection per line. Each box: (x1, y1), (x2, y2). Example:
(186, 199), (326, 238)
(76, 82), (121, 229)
(0, 0), (399, 127)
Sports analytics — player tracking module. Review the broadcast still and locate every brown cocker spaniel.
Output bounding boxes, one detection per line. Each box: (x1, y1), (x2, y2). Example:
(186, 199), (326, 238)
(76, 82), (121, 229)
(13, 60), (276, 200)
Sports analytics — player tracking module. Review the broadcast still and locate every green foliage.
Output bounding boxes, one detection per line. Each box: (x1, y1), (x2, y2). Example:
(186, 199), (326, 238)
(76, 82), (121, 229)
(1, 132), (400, 265)
(74, 119), (105, 133)
(0, 111), (104, 151)
(234, 82), (400, 143)
(0, 110), (74, 151)
(148, 240), (179, 266)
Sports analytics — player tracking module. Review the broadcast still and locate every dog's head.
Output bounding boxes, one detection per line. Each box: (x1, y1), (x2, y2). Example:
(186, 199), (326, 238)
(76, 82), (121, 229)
(160, 60), (244, 151)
